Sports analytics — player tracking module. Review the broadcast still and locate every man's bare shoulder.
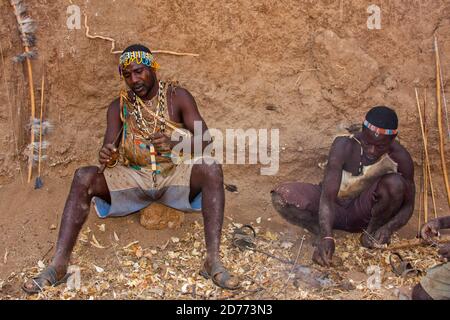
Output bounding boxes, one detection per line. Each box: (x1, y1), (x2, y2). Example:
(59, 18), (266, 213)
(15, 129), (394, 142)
(106, 97), (121, 117)
(326, 136), (354, 168)
(330, 136), (354, 153)
(168, 85), (198, 112)
(108, 97), (121, 109)
(171, 85), (193, 101)
(389, 140), (413, 164)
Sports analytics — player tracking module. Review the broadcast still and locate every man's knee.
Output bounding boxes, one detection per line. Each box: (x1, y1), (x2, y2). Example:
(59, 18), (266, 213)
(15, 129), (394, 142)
(378, 173), (406, 202)
(271, 183), (310, 216)
(73, 166), (98, 189)
(192, 162), (223, 185)
(271, 191), (287, 215)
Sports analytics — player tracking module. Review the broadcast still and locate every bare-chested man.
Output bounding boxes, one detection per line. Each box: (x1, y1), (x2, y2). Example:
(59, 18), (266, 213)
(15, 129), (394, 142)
(22, 44), (239, 293)
(271, 106), (415, 266)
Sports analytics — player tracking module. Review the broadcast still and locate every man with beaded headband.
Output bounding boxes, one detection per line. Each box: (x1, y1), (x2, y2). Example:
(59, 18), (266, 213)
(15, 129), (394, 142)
(22, 44), (240, 293)
(271, 106), (415, 267)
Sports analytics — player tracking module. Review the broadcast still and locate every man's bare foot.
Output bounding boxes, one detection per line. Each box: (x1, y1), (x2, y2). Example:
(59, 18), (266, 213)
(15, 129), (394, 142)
(22, 264), (69, 294)
(200, 259), (240, 290)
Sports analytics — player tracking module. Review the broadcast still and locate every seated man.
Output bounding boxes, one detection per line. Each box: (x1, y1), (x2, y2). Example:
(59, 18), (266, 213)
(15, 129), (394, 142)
(22, 44), (239, 293)
(271, 106), (415, 266)
(412, 216), (450, 300)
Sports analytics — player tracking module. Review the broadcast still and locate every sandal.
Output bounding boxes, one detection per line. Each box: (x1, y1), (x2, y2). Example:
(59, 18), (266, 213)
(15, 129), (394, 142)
(389, 253), (422, 278)
(22, 266), (71, 295)
(199, 262), (240, 290)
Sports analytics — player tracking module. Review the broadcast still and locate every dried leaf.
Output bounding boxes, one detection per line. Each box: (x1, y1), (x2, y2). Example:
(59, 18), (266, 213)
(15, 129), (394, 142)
(256, 217), (262, 224)
(171, 237), (180, 243)
(159, 240), (170, 250)
(280, 241), (293, 249)
(181, 283), (190, 293)
(113, 232), (119, 242)
(98, 224), (106, 232)
(90, 234), (106, 249)
(93, 265), (104, 273)
(264, 231), (278, 241)
(37, 260), (45, 269)
(3, 249), (8, 264)
(123, 241), (139, 249)
(135, 246), (143, 259)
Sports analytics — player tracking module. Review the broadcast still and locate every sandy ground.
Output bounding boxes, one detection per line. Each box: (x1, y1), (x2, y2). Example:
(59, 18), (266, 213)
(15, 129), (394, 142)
(1, 0), (450, 299)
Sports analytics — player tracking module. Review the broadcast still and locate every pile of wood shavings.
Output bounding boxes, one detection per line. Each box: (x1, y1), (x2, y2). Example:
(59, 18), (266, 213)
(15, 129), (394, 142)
(2, 222), (446, 300)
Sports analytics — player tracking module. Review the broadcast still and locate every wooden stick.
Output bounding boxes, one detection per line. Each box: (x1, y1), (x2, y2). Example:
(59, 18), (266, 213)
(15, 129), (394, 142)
(424, 89), (438, 219)
(84, 15), (199, 57)
(434, 35), (450, 207)
(423, 89), (428, 224)
(439, 54), (450, 139)
(417, 152), (424, 235)
(424, 153), (428, 223)
(10, 1), (37, 183)
(416, 88), (433, 222)
(38, 72), (45, 177)
(382, 236), (450, 251)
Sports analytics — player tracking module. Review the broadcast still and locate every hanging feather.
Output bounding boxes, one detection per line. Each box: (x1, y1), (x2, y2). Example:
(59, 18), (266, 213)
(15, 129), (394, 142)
(13, 49), (37, 63)
(31, 141), (49, 152)
(33, 154), (48, 163)
(31, 119), (53, 136)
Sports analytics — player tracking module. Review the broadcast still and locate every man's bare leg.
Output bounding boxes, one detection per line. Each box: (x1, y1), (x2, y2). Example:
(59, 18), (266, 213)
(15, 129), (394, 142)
(23, 166), (110, 291)
(271, 192), (320, 235)
(189, 162), (239, 288)
(361, 173), (406, 247)
(270, 183), (321, 235)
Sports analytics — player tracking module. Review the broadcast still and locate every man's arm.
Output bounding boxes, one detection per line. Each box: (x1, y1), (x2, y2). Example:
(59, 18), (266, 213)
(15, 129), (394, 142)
(313, 138), (347, 266)
(103, 98), (122, 148)
(437, 216), (450, 229)
(382, 143), (415, 232)
(176, 88), (211, 153)
(99, 98), (122, 166)
(319, 138), (347, 237)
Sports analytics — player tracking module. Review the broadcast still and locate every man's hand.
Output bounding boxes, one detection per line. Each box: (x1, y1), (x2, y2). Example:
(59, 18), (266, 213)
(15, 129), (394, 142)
(150, 132), (175, 152)
(438, 243), (450, 260)
(373, 227), (392, 245)
(99, 143), (119, 165)
(312, 238), (335, 267)
(420, 219), (440, 243)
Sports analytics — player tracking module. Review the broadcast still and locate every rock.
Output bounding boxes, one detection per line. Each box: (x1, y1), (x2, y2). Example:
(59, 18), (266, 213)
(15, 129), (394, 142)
(140, 203), (185, 230)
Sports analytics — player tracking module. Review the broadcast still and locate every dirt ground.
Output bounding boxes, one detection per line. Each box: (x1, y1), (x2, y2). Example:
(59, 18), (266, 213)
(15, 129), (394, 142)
(1, 0), (450, 300)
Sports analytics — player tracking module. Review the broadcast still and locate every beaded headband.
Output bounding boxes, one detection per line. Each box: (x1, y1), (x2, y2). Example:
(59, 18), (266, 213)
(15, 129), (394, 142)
(363, 119), (398, 136)
(118, 51), (160, 76)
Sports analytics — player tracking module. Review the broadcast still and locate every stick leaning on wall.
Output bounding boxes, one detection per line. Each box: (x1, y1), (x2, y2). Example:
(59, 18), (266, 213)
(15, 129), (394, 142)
(415, 88), (437, 222)
(9, 0), (37, 183)
(434, 35), (450, 208)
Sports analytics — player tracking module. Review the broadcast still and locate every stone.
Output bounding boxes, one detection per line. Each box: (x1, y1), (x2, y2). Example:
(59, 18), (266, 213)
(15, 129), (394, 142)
(140, 202), (185, 230)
